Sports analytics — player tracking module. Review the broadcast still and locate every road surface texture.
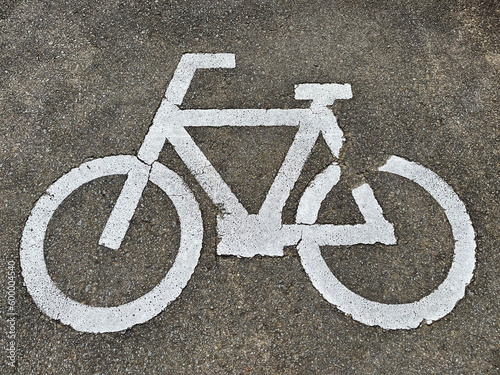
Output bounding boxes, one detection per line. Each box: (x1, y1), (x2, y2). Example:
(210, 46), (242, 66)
(1, 0), (499, 374)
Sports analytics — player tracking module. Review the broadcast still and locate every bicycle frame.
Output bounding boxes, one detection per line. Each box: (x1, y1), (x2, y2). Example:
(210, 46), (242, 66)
(20, 53), (476, 332)
(99, 54), (395, 257)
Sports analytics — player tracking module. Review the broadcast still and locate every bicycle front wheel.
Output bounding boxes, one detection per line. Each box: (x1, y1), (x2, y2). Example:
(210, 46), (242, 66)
(20, 155), (203, 333)
(297, 156), (476, 329)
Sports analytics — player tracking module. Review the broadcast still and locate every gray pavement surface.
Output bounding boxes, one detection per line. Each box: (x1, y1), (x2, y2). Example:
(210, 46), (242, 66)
(1, 0), (499, 374)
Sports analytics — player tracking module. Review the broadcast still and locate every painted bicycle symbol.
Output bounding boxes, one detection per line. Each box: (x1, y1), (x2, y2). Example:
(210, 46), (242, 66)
(21, 54), (476, 333)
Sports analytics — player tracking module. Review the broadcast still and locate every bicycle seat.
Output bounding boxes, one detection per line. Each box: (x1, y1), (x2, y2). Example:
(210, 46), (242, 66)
(295, 83), (352, 106)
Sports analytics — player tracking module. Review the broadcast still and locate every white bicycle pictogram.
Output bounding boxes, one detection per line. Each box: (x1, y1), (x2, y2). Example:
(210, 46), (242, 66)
(21, 54), (476, 333)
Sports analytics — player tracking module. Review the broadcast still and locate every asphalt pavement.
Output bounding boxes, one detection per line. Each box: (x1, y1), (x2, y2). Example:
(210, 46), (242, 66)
(1, 1), (499, 374)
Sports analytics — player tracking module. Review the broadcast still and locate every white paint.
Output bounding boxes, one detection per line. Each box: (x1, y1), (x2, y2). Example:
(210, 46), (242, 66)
(295, 83), (352, 109)
(297, 156), (475, 329)
(296, 163), (341, 224)
(298, 183), (397, 246)
(21, 53), (475, 333)
(99, 161), (151, 249)
(21, 156), (203, 333)
(165, 53), (235, 105)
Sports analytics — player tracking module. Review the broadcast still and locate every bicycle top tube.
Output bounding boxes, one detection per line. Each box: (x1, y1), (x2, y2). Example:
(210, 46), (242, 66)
(167, 105), (321, 128)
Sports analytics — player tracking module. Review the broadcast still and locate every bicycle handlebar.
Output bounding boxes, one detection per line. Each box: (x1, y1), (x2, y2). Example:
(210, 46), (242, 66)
(165, 53), (236, 105)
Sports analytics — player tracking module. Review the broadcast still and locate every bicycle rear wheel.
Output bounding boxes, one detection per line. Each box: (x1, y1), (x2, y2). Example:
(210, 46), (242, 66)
(20, 155), (203, 333)
(297, 156), (475, 329)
